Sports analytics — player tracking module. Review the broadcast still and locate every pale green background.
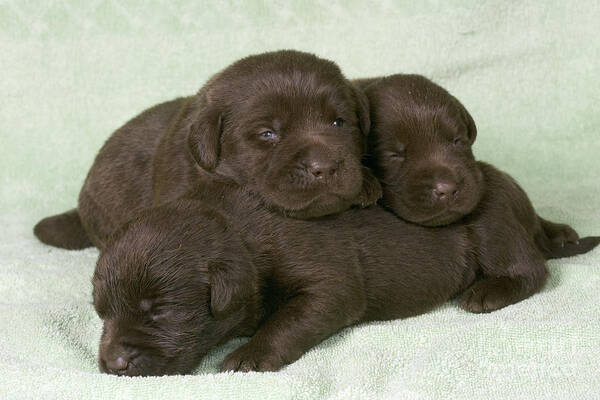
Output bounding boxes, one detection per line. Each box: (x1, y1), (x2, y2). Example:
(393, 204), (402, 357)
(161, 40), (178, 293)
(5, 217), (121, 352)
(1, 1), (599, 399)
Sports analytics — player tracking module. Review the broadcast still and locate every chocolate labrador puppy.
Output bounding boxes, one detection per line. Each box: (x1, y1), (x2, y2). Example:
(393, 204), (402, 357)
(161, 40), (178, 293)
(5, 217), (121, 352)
(358, 74), (600, 312)
(94, 177), (478, 376)
(35, 50), (380, 249)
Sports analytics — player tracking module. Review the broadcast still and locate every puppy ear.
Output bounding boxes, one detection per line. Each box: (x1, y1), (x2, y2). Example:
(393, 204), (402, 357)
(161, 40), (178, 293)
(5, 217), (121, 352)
(350, 82), (371, 137)
(208, 258), (257, 320)
(460, 103), (477, 144)
(353, 167), (382, 208)
(184, 94), (223, 171)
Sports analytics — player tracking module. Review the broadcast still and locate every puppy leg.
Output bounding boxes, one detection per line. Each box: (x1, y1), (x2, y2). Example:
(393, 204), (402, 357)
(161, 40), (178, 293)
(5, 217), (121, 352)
(460, 273), (546, 313)
(461, 221), (548, 313)
(535, 216), (600, 259)
(34, 208), (93, 249)
(354, 167), (383, 208)
(221, 280), (365, 372)
(538, 216), (579, 247)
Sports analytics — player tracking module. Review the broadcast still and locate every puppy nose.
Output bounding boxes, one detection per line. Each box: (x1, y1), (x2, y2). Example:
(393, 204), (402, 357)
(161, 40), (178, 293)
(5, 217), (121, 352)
(299, 147), (341, 179)
(104, 356), (129, 374)
(306, 159), (339, 178)
(432, 181), (458, 201)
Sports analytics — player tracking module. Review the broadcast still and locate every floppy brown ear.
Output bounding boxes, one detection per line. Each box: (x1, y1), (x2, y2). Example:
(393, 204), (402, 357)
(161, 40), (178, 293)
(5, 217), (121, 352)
(350, 82), (371, 138)
(460, 102), (477, 144)
(185, 94), (223, 171)
(208, 257), (257, 320)
(353, 167), (382, 208)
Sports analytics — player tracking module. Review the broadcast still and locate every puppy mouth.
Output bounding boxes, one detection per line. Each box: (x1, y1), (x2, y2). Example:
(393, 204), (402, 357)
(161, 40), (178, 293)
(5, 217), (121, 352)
(100, 355), (195, 377)
(415, 210), (465, 227)
(263, 190), (353, 217)
(99, 354), (156, 377)
(384, 190), (466, 226)
(258, 170), (363, 216)
(292, 191), (349, 209)
(281, 179), (356, 197)
(407, 198), (476, 226)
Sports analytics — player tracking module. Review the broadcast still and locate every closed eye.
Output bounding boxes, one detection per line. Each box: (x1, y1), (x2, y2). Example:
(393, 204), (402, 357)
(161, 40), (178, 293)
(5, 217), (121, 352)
(151, 310), (173, 322)
(384, 150), (405, 161)
(383, 142), (406, 161)
(452, 137), (465, 146)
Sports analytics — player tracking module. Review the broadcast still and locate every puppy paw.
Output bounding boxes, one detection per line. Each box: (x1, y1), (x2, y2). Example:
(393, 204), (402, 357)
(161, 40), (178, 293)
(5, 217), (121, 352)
(544, 222), (579, 247)
(355, 167), (383, 207)
(551, 225), (579, 247)
(460, 278), (517, 313)
(220, 342), (282, 373)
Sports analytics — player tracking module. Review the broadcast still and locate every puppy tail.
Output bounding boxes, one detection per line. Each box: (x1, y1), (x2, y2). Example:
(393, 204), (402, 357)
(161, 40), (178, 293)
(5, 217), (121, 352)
(33, 208), (93, 249)
(541, 236), (600, 260)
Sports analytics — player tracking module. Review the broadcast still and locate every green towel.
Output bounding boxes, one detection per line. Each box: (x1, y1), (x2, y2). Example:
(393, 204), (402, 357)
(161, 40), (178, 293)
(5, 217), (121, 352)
(1, 1), (599, 399)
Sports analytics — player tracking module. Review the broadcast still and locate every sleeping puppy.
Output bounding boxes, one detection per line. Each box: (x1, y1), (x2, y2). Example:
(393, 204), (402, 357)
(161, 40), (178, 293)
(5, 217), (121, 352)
(93, 177), (478, 376)
(34, 50), (380, 249)
(93, 205), (256, 376)
(359, 74), (600, 313)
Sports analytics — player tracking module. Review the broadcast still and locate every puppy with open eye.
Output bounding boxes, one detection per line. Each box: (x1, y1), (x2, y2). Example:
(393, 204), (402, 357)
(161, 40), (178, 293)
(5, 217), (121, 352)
(35, 50), (380, 250)
(94, 177), (482, 376)
(359, 74), (600, 313)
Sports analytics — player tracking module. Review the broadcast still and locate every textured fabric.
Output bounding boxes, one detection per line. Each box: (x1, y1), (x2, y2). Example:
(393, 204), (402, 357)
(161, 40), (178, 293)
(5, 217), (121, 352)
(1, 1), (599, 399)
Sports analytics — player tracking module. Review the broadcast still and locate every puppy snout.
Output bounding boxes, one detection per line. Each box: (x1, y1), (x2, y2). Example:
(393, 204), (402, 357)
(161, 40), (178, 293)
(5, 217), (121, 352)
(99, 343), (138, 375)
(103, 356), (129, 374)
(305, 159), (339, 178)
(432, 181), (458, 201)
(298, 147), (342, 180)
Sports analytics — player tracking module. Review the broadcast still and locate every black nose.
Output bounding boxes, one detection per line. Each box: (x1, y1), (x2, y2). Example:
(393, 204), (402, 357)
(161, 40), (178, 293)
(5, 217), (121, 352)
(299, 147), (341, 179)
(104, 356), (129, 374)
(432, 181), (458, 201)
(305, 159), (339, 178)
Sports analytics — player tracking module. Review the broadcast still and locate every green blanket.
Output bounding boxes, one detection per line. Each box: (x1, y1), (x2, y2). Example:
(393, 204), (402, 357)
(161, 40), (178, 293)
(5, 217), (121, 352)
(2, 1), (599, 399)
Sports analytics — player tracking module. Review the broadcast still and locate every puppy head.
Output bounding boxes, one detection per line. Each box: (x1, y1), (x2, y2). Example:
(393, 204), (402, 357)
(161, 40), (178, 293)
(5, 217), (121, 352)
(366, 75), (483, 226)
(182, 50), (380, 218)
(93, 202), (258, 376)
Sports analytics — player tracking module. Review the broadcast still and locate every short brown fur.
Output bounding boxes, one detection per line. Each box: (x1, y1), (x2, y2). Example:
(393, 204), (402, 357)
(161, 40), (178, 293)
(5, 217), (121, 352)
(94, 177), (478, 376)
(359, 74), (600, 312)
(34, 50), (381, 249)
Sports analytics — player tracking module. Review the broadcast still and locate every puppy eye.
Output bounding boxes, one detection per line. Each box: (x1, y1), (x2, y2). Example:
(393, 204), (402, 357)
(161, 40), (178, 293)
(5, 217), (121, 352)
(384, 151), (405, 161)
(332, 118), (345, 127)
(151, 311), (172, 322)
(453, 137), (463, 146)
(139, 299), (153, 312)
(259, 130), (279, 141)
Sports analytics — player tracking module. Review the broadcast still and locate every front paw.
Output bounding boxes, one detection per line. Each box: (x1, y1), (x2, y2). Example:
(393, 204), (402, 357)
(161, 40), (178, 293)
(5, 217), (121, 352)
(460, 277), (518, 313)
(355, 167), (382, 208)
(220, 342), (283, 373)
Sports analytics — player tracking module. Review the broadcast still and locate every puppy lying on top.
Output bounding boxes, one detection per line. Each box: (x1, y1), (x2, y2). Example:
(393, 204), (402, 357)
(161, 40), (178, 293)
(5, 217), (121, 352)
(358, 74), (600, 313)
(34, 50), (379, 250)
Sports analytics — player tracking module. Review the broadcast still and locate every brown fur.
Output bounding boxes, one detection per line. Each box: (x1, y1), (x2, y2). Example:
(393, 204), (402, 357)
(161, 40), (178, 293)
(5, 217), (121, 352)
(359, 74), (600, 313)
(34, 50), (381, 249)
(93, 177), (478, 376)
